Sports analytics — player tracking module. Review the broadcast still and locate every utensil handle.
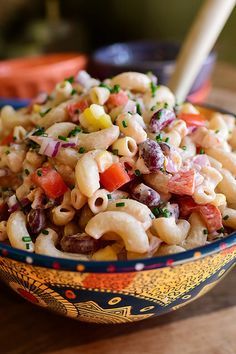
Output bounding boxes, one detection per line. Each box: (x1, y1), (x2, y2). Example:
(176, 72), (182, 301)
(168, 0), (236, 103)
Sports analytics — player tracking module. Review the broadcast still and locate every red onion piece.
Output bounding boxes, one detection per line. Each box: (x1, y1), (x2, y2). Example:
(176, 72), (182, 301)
(123, 100), (137, 113)
(51, 141), (61, 157)
(7, 195), (18, 209)
(8, 203), (20, 213)
(20, 197), (31, 208)
(39, 138), (61, 158)
(61, 142), (76, 148)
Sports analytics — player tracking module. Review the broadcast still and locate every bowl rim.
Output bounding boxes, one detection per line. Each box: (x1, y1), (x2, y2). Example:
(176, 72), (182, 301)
(0, 104), (235, 273)
(92, 40), (217, 68)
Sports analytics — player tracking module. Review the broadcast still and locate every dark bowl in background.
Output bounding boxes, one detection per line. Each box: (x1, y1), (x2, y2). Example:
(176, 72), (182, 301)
(90, 40), (217, 95)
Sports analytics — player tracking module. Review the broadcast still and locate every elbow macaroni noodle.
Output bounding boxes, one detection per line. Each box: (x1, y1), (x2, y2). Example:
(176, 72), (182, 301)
(0, 70), (235, 260)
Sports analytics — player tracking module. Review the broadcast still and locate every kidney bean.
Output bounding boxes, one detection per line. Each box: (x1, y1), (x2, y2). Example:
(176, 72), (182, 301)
(139, 139), (164, 172)
(27, 209), (46, 234)
(149, 108), (176, 133)
(131, 183), (160, 207)
(61, 233), (99, 254)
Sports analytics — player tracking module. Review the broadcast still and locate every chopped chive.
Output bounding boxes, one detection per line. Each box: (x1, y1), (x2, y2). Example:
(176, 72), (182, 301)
(150, 105), (156, 111)
(223, 215), (229, 220)
(111, 84), (120, 93)
(122, 120), (128, 128)
(42, 229), (49, 235)
(112, 149), (119, 156)
(156, 133), (163, 142)
(68, 126), (81, 137)
(27, 140), (39, 150)
(71, 88), (77, 95)
(150, 82), (157, 97)
(116, 202), (125, 207)
(217, 227), (225, 233)
(164, 103), (168, 109)
(99, 83), (111, 91)
(5, 150), (10, 155)
(134, 169), (141, 176)
(156, 110), (162, 120)
(165, 137), (170, 143)
(22, 236), (32, 242)
(136, 103), (142, 115)
(181, 146), (187, 150)
(65, 76), (74, 83)
(37, 170), (42, 177)
(203, 229), (208, 235)
(79, 147), (85, 153)
(107, 194), (112, 200)
(152, 207), (170, 218)
(58, 135), (68, 141)
(13, 136), (17, 141)
(26, 244), (30, 250)
(39, 108), (51, 117)
(24, 169), (30, 176)
(199, 148), (205, 154)
(32, 127), (45, 136)
(215, 129), (220, 134)
(162, 209), (171, 218)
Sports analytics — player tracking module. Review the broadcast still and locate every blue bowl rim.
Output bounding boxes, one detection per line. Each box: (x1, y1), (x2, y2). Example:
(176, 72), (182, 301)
(0, 104), (235, 274)
(92, 39), (217, 68)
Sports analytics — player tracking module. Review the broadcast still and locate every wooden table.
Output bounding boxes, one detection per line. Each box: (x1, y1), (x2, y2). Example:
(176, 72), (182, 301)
(0, 62), (236, 354)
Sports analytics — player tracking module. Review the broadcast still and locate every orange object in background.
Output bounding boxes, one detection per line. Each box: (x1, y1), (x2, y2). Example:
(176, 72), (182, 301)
(187, 80), (211, 104)
(0, 53), (87, 99)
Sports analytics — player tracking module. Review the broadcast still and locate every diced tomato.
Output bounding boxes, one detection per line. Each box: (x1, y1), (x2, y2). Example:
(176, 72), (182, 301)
(178, 197), (223, 233)
(107, 91), (129, 107)
(178, 196), (199, 217)
(31, 167), (68, 199)
(100, 163), (130, 192)
(198, 204), (223, 233)
(67, 99), (89, 121)
(0, 132), (14, 146)
(178, 113), (206, 128)
(168, 170), (195, 196)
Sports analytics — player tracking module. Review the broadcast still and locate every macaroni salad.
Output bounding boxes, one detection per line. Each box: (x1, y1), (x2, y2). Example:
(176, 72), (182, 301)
(0, 71), (235, 261)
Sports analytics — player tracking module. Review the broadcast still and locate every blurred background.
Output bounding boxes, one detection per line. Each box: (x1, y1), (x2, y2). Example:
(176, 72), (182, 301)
(0, 0), (236, 64)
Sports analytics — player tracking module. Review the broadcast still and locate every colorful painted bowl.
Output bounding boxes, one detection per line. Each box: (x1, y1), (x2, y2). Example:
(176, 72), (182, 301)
(90, 41), (216, 95)
(0, 106), (235, 324)
(0, 53), (88, 99)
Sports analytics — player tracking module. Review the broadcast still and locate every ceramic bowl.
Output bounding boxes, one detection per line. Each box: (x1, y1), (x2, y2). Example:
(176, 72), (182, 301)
(90, 41), (216, 95)
(0, 53), (87, 99)
(0, 106), (235, 324)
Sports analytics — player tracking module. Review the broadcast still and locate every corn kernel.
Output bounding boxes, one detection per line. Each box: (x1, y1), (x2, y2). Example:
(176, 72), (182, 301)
(84, 104), (112, 130)
(33, 104), (41, 113)
(92, 245), (118, 261)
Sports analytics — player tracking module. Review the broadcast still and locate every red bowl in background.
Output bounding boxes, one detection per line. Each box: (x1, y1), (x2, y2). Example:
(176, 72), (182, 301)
(0, 53), (88, 99)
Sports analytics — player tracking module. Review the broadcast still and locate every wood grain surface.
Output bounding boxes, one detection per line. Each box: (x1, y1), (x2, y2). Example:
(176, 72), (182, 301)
(0, 62), (235, 354)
